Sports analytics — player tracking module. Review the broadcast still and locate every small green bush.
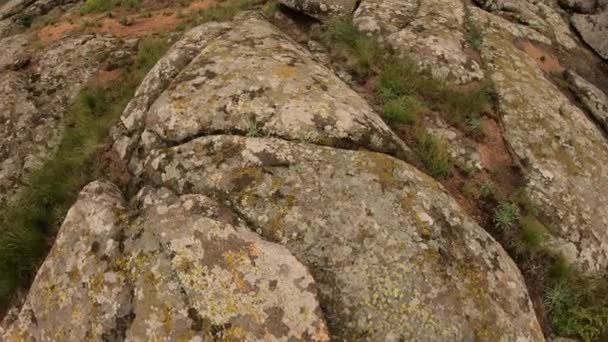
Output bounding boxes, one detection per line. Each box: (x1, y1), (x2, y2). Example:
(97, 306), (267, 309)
(415, 130), (453, 178)
(383, 96), (423, 124)
(545, 277), (608, 341)
(493, 202), (520, 230)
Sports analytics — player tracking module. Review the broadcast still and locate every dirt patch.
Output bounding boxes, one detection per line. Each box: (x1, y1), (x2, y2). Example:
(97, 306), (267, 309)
(516, 40), (565, 73)
(36, 0), (218, 45)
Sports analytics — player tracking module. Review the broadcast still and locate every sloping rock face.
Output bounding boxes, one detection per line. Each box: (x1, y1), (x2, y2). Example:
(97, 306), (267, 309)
(566, 69), (608, 132)
(352, 0), (608, 273)
(572, 11), (608, 59)
(354, 0), (484, 84)
(0, 181), (329, 341)
(0, 33), (134, 208)
(2, 12), (543, 342)
(472, 12), (608, 273)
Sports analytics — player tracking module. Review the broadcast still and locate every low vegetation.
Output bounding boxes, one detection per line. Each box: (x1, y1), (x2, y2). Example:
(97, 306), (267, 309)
(322, 18), (492, 178)
(81, 0), (141, 14)
(0, 37), (170, 312)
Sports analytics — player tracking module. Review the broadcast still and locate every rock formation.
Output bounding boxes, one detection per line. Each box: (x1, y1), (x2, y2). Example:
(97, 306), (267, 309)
(1, 0), (608, 340)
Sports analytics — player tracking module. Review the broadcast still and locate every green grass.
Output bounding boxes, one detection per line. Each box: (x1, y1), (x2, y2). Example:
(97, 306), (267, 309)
(377, 58), (492, 129)
(463, 6), (484, 51)
(382, 96), (423, 124)
(323, 18), (384, 74)
(0, 37), (170, 312)
(80, 0), (141, 14)
(517, 215), (546, 252)
(545, 276), (608, 341)
(415, 130), (453, 178)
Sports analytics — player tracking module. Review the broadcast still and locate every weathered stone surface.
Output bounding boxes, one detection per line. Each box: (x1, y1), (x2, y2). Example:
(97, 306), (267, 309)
(355, 0), (484, 84)
(352, 0), (417, 38)
(559, 0), (597, 14)
(0, 33), (30, 71)
(278, 0), (357, 21)
(0, 0), (77, 38)
(480, 31), (608, 273)
(566, 69), (608, 133)
(0, 35), (133, 208)
(1, 181), (330, 341)
(115, 13), (411, 176)
(572, 11), (608, 59)
(143, 135), (544, 341)
(474, 0), (578, 50)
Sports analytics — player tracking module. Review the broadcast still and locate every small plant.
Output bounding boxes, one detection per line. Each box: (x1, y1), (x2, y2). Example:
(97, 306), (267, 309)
(246, 121), (263, 137)
(465, 114), (484, 138)
(19, 14), (33, 28)
(518, 215), (546, 252)
(382, 96), (423, 124)
(493, 202), (520, 230)
(463, 5), (484, 51)
(415, 130), (453, 178)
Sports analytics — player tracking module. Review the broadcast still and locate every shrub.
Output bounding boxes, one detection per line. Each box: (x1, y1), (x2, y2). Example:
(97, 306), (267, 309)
(415, 130), (453, 178)
(545, 277), (608, 341)
(493, 202), (520, 230)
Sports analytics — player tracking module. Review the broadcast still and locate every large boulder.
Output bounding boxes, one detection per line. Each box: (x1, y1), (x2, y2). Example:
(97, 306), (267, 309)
(572, 11), (608, 59)
(111, 14), (543, 341)
(114, 13), (412, 177)
(143, 135), (544, 341)
(0, 181), (330, 341)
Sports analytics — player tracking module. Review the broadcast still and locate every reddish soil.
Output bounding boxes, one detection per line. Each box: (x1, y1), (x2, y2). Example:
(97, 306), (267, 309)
(36, 0), (218, 45)
(516, 40), (565, 73)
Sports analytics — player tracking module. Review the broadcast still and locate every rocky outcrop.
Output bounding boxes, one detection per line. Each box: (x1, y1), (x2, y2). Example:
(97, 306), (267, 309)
(354, 0), (484, 84)
(0, 181), (330, 341)
(0, 0), (77, 38)
(2, 12), (544, 341)
(478, 17), (608, 273)
(113, 12), (412, 177)
(0, 34), (134, 208)
(571, 11), (608, 59)
(278, 0), (358, 21)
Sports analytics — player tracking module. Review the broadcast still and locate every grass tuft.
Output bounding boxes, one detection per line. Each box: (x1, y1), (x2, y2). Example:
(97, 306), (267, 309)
(323, 18), (383, 74)
(382, 96), (423, 124)
(415, 130), (453, 178)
